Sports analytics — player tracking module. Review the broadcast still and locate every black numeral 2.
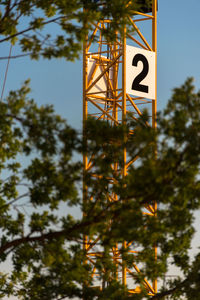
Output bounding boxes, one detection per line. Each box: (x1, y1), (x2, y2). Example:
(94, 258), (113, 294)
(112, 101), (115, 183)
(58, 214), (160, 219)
(132, 54), (149, 93)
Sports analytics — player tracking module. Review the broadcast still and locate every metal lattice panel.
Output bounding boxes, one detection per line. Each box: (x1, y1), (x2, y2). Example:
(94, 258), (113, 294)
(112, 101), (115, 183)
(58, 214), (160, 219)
(83, 0), (157, 295)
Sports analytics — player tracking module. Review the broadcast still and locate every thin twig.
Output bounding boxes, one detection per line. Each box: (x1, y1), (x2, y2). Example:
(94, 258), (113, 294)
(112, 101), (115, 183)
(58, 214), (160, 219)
(0, 16), (65, 44)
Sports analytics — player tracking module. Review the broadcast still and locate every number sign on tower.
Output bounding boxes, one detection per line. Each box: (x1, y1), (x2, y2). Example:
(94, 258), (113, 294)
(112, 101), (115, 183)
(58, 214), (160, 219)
(126, 45), (156, 100)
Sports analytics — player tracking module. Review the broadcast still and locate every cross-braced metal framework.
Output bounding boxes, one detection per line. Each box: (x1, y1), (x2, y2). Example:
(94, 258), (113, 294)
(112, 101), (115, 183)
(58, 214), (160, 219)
(83, 0), (157, 295)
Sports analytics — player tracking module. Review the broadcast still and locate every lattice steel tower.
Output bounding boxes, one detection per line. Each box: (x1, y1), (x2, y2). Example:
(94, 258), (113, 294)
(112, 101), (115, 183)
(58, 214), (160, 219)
(83, 0), (157, 295)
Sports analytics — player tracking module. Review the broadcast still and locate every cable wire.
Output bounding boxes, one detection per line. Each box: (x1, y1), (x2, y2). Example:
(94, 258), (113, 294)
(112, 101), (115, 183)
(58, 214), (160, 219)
(1, 43), (13, 101)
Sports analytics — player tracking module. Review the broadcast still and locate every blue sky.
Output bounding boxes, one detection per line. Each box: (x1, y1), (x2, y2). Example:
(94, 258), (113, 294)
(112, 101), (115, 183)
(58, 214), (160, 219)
(158, 0), (200, 109)
(1, 0), (200, 131)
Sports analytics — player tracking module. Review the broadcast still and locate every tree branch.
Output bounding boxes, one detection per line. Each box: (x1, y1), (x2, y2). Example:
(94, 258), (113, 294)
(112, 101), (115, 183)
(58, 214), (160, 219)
(1, 0), (12, 22)
(0, 192), (29, 210)
(0, 52), (32, 60)
(0, 197), (120, 255)
(0, 16), (65, 44)
(150, 278), (188, 299)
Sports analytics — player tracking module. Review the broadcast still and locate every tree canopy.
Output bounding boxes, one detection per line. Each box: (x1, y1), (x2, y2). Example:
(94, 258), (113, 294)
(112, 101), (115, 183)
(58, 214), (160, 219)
(0, 78), (200, 299)
(0, 0), (152, 60)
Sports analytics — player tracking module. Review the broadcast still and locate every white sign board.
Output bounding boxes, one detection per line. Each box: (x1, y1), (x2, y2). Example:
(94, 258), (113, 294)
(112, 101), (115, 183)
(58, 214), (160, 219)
(126, 45), (155, 100)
